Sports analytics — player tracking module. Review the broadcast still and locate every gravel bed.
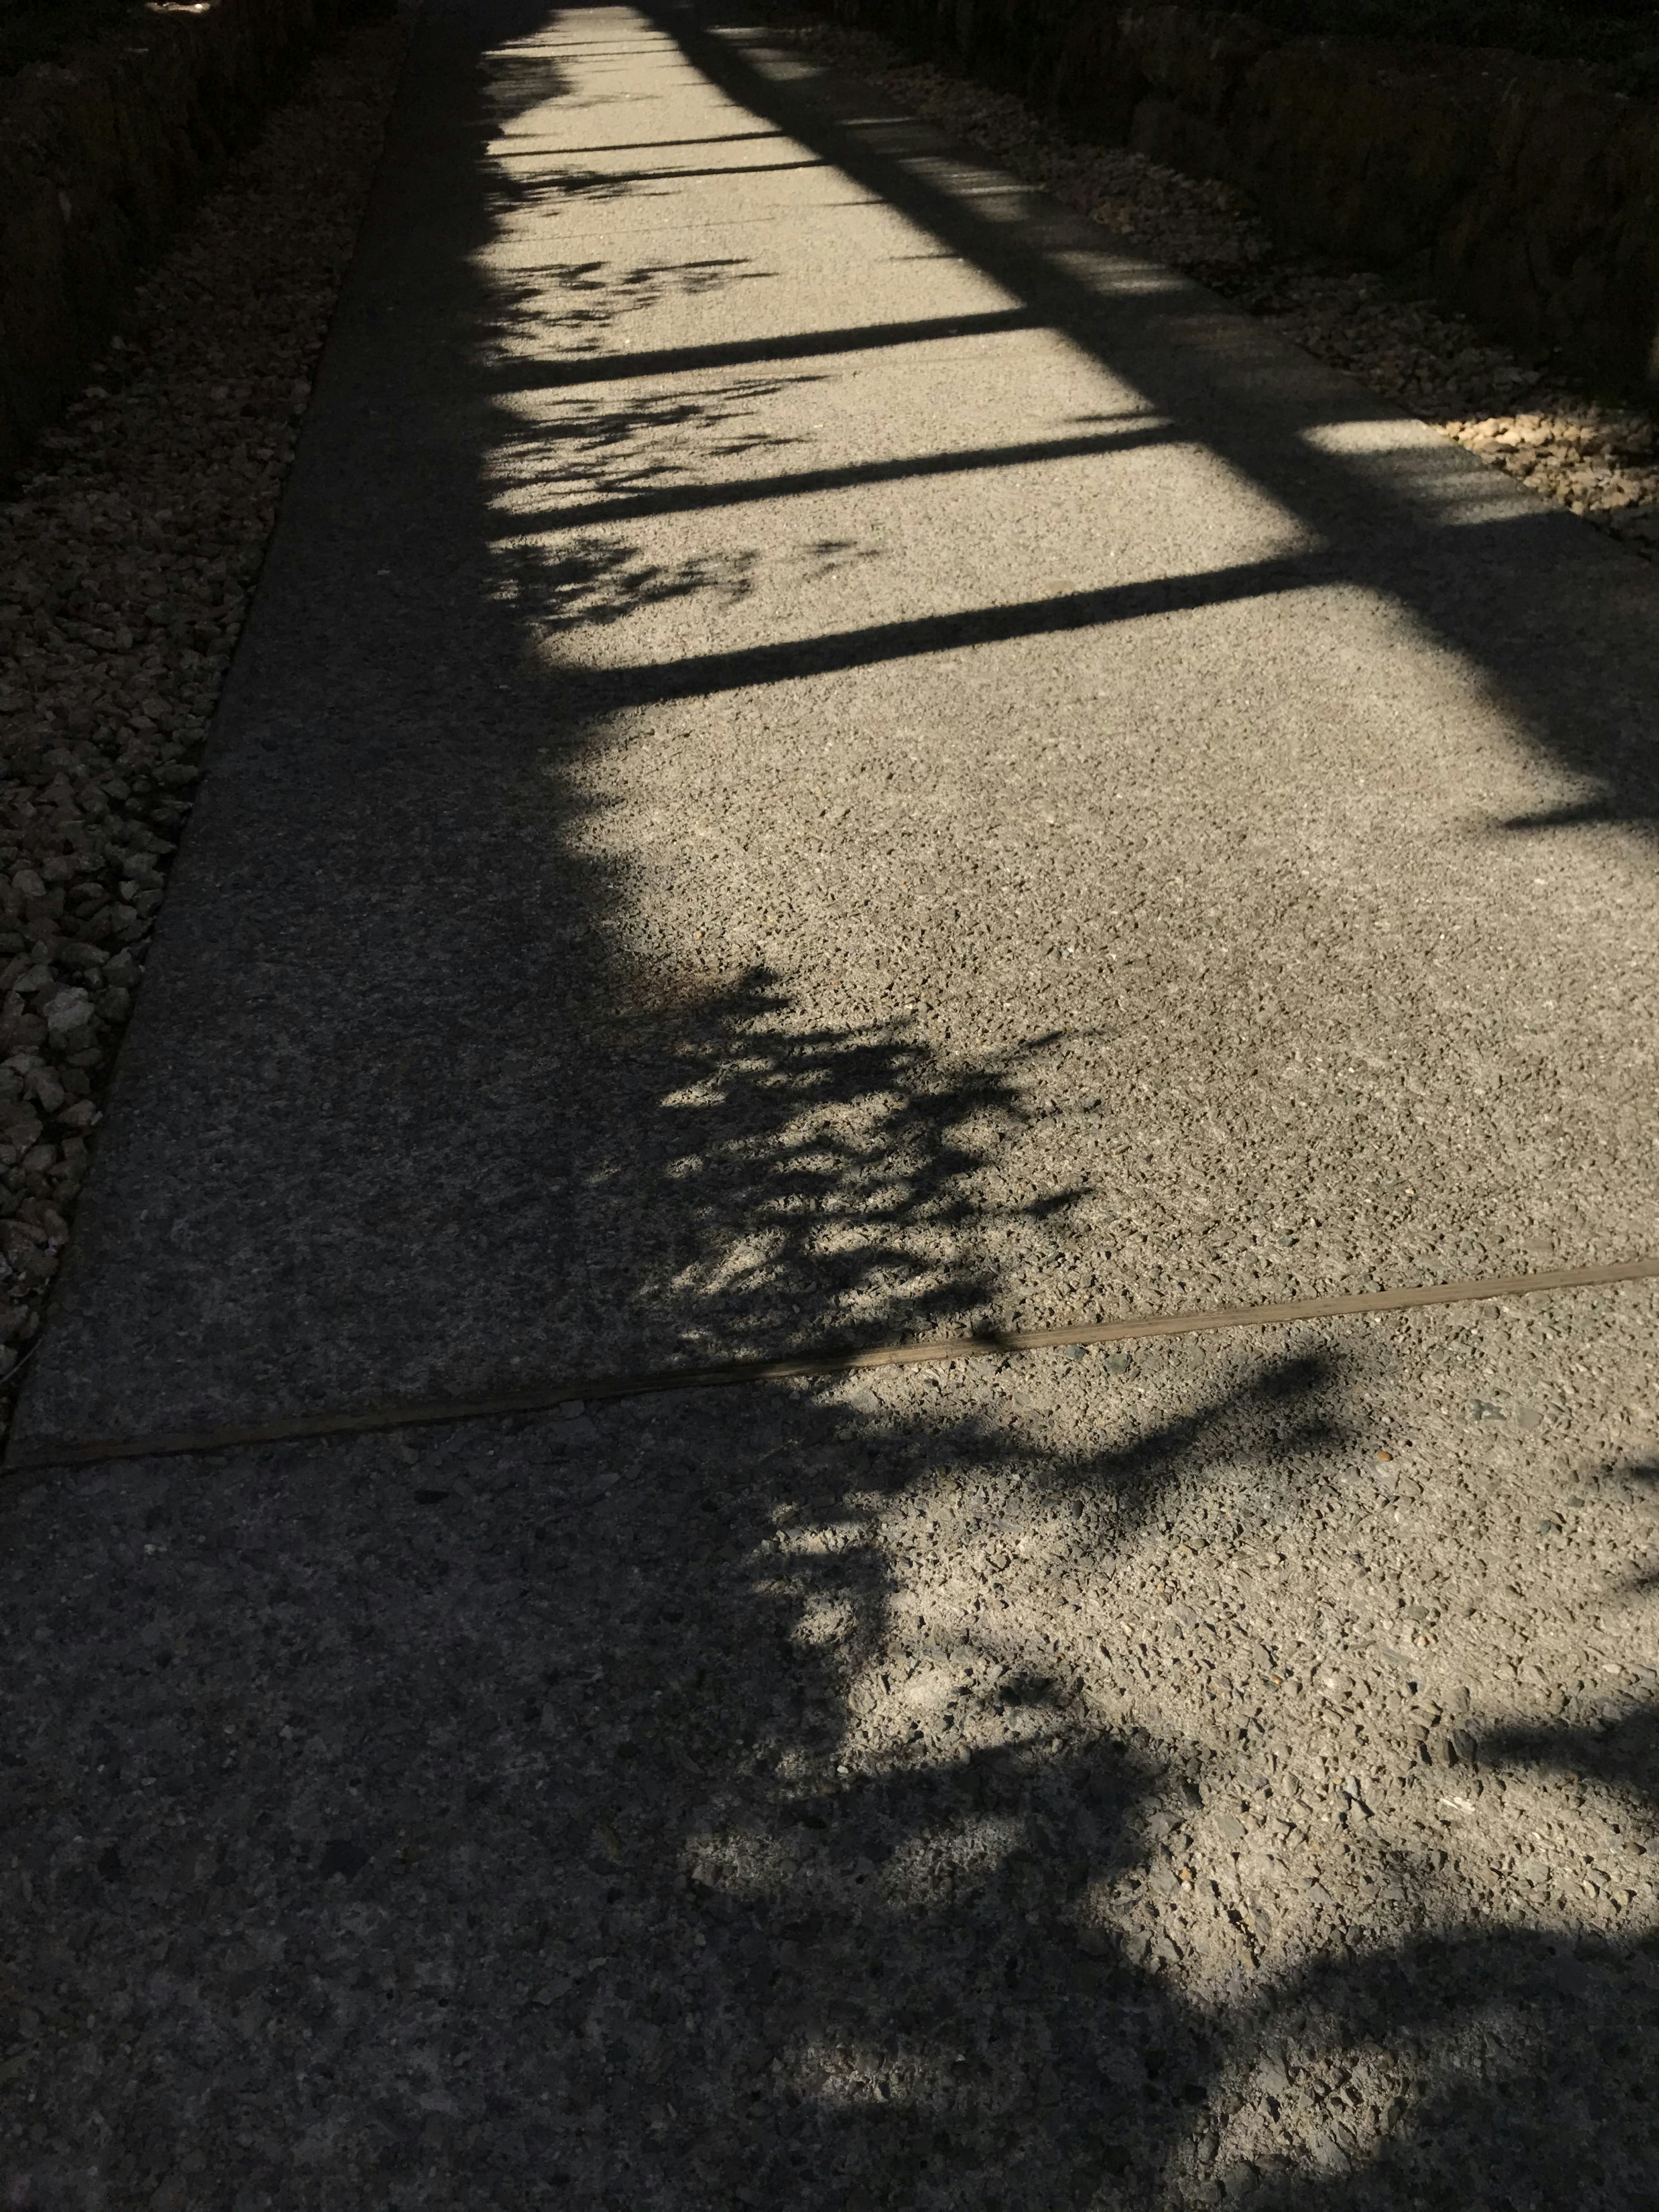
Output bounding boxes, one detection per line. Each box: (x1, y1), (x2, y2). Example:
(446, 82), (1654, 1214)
(776, 13), (1659, 558)
(1168, 0), (1659, 94)
(0, 13), (406, 1433)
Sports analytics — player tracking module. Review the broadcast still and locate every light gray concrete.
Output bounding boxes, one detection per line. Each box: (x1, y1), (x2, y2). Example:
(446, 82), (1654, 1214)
(2, 6), (1656, 2207)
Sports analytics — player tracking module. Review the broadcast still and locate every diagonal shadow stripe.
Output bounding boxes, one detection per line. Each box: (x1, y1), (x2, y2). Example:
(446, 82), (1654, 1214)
(565, 548), (1337, 706)
(504, 423), (1177, 531)
(506, 156), (832, 187)
(661, 1), (1659, 839)
(491, 130), (790, 156)
(487, 306), (1043, 390)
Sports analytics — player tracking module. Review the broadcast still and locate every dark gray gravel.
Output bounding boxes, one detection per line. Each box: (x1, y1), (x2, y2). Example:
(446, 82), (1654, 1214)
(0, 14), (407, 1431)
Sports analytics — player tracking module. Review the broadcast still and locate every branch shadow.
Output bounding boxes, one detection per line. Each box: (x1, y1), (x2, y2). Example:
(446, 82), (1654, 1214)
(1, 5), (1655, 2211)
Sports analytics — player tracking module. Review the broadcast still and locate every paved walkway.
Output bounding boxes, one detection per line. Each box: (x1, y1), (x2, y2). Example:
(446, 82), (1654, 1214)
(3, 6), (1656, 2208)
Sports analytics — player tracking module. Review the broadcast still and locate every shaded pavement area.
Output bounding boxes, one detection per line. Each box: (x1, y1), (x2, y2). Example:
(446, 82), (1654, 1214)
(2, 3), (1656, 2207)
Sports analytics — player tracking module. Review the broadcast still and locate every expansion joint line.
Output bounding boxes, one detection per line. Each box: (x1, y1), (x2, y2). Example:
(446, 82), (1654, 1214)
(8, 1258), (1655, 1474)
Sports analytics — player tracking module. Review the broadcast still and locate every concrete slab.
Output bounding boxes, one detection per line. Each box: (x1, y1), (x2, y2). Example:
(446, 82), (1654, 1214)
(14, 0), (1658, 1475)
(3, 7), (1656, 2201)
(2, 1278), (1654, 2203)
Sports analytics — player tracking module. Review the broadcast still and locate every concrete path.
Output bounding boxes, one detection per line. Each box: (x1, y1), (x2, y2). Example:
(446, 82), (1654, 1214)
(3, 6), (1656, 2208)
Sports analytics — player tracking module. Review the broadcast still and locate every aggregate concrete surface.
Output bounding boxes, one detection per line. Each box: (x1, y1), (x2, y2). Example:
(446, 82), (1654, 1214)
(773, 13), (1659, 561)
(3, 3), (1657, 2208)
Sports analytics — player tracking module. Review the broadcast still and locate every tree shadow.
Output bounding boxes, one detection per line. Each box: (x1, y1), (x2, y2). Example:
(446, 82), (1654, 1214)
(476, 255), (781, 364)
(426, 10), (1659, 2203)
(1234, 1901), (1659, 2209)
(1, 5), (1655, 2210)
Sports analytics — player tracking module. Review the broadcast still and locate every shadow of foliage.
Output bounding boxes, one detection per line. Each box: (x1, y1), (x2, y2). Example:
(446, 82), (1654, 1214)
(0, 8), (1654, 2212)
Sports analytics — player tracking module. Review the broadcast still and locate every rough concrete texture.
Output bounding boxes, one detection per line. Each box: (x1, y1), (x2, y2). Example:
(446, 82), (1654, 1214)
(17, 0), (1659, 1448)
(2, 4), (1656, 2207)
(778, 12), (1659, 557)
(3, 1314), (1658, 2209)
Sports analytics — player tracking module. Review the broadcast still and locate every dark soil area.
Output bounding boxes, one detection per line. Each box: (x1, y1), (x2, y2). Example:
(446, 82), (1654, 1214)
(1160, 0), (1659, 91)
(0, 0), (151, 79)
(0, 0), (381, 80)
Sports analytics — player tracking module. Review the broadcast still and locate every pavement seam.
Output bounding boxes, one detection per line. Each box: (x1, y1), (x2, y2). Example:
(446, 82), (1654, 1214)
(10, 1255), (1653, 1474)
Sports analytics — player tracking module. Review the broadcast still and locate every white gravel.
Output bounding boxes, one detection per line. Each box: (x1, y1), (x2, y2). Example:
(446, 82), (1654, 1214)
(779, 13), (1659, 558)
(0, 13), (407, 1422)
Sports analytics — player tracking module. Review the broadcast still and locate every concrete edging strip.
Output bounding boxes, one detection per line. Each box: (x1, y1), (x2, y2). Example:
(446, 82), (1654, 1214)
(10, 1257), (1655, 1474)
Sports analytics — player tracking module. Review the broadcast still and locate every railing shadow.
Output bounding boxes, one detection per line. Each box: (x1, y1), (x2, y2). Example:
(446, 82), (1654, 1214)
(662, 0), (1659, 846)
(1, 4), (1654, 2209)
